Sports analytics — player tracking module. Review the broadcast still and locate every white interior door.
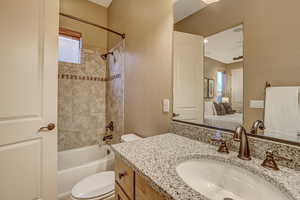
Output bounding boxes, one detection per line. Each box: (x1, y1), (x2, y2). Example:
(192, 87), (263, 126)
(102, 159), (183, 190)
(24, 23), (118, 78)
(173, 31), (204, 124)
(0, 0), (58, 200)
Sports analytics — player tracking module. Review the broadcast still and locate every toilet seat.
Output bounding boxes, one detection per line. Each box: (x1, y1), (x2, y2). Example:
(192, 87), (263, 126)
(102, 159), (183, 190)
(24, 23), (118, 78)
(71, 171), (115, 200)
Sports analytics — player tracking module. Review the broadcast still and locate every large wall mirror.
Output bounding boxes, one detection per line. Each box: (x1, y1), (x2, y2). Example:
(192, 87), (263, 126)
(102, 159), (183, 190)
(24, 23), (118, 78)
(172, 0), (300, 145)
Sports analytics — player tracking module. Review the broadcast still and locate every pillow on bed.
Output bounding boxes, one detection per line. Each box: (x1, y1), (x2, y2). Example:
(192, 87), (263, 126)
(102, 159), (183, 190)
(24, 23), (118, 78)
(213, 102), (226, 115)
(222, 103), (236, 114)
(220, 103), (227, 115)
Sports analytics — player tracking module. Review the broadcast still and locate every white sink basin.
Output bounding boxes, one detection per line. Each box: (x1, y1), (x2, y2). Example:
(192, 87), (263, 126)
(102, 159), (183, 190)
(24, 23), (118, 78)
(176, 159), (290, 200)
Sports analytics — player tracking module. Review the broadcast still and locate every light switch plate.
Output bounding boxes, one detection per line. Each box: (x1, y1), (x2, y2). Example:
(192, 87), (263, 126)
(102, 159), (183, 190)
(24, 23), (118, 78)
(250, 100), (264, 109)
(162, 99), (170, 113)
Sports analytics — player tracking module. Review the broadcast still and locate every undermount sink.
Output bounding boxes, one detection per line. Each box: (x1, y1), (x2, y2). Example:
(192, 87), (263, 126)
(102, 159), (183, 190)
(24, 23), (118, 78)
(176, 159), (290, 200)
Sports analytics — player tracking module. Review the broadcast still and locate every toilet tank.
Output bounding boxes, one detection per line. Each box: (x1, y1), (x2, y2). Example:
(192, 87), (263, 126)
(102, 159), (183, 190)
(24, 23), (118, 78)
(121, 134), (142, 142)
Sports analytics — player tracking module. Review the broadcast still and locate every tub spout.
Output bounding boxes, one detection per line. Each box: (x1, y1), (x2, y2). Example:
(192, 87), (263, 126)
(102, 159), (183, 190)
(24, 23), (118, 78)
(103, 134), (113, 142)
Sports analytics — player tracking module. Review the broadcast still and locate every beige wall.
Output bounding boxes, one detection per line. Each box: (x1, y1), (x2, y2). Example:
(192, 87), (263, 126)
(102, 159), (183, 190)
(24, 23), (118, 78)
(60, 0), (107, 51)
(175, 0), (300, 129)
(226, 61), (243, 73)
(108, 0), (173, 137)
(204, 57), (226, 79)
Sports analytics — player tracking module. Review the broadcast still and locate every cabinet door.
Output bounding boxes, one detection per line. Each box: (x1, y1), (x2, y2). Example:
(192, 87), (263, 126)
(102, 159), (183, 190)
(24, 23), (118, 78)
(115, 183), (130, 200)
(135, 174), (166, 200)
(115, 156), (135, 199)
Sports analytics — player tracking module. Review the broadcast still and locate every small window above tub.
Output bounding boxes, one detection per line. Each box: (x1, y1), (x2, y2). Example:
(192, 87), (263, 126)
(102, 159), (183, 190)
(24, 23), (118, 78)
(58, 28), (82, 64)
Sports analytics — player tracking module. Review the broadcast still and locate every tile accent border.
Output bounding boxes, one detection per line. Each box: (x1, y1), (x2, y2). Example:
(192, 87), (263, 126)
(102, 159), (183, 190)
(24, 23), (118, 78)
(58, 73), (121, 82)
(58, 73), (105, 81)
(171, 121), (300, 171)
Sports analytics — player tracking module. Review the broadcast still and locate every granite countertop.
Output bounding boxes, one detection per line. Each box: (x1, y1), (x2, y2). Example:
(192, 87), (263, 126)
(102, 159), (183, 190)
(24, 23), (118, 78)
(112, 133), (300, 200)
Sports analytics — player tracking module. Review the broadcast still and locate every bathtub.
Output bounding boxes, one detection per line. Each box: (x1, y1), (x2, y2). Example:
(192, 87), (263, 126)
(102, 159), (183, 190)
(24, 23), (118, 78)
(58, 145), (115, 199)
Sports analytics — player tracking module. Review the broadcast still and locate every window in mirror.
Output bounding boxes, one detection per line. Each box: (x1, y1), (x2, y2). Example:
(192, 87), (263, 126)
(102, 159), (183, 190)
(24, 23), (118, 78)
(216, 71), (224, 102)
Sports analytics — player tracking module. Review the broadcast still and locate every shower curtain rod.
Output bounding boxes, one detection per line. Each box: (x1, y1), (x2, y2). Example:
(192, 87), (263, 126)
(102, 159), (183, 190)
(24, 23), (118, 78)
(59, 13), (126, 39)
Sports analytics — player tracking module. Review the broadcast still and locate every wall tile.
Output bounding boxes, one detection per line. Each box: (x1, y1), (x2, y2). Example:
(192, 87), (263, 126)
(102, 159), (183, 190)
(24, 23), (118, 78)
(58, 49), (107, 151)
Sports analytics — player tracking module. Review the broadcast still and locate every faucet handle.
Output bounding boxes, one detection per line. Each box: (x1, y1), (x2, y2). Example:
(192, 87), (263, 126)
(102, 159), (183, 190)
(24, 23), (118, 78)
(210, 137), (229, 154)
(261, 150), (279, 170)
(261, 150), (293, 171)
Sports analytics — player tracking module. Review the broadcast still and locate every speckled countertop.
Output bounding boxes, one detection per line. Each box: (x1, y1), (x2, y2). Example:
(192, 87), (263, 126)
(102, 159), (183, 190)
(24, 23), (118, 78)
(112, 133), (300, 200)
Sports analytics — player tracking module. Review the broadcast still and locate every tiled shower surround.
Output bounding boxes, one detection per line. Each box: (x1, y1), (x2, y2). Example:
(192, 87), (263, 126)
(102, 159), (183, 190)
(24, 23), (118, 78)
(58, 49), (107, 151)
(171, 121), (300, 171)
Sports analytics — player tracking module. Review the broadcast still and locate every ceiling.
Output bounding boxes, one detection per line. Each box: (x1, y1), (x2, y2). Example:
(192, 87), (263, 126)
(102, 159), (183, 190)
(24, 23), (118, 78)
(173, 0), (207, 23)
(87, 0), (208, 23)
(205, 25), (244, 64)
(88, 0), (112, 8)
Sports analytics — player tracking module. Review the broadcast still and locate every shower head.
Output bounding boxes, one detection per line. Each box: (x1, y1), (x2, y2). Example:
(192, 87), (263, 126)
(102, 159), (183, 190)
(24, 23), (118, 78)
(101, 52), (114, 60)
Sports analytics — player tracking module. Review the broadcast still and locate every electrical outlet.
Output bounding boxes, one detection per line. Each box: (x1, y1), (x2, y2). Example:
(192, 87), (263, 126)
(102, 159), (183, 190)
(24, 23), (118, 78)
(250, 100), (264, 109)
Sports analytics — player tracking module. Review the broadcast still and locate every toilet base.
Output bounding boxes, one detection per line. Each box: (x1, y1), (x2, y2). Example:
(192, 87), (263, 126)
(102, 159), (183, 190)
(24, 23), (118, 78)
(71, 194), (114, 200)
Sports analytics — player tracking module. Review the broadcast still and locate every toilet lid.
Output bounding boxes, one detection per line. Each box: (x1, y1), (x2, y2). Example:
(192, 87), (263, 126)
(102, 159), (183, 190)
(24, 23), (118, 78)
(72, 171), (115, 199)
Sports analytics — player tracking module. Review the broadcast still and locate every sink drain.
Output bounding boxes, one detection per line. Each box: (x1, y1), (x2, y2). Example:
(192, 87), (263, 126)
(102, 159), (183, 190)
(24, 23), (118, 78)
(224, 198), (234, 200)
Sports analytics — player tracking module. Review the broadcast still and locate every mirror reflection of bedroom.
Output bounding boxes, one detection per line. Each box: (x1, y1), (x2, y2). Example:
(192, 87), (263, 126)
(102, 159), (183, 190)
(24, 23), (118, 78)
(172, 24), (244, 131)
(204, 25), (244, 130)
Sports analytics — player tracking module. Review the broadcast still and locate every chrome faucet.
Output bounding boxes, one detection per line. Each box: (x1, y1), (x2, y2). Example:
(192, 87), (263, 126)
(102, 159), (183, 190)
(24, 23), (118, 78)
(234, 126), (251, 160)
(250, 120), (265, 135)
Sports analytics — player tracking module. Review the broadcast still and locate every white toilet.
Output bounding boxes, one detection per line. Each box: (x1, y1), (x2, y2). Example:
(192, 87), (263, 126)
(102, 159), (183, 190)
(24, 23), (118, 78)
(71, 134), (142, 200)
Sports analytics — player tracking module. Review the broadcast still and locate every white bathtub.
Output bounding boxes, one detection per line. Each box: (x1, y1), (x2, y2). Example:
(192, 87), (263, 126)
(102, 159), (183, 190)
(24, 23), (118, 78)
(58, 145), (114, 199)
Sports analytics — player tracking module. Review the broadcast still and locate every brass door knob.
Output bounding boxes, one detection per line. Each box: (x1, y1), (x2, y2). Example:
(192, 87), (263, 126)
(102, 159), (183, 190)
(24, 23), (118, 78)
(39, 123), (56, 132)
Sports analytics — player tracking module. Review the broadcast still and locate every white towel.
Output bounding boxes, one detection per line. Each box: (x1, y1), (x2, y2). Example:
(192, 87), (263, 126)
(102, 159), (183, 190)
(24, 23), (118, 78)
(264, 87), (300, 139)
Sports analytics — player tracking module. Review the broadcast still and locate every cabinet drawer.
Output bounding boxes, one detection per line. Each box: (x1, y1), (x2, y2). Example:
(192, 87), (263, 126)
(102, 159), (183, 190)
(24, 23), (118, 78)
(135, 173), (166, 200)
(115, 183), (130, 200)
(115, 156), (134, 199)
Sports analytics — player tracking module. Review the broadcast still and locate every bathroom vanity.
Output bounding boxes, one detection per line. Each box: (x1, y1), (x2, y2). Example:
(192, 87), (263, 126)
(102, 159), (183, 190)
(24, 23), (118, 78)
(112, 133), (300, 200)
(114, 155), (166, 200)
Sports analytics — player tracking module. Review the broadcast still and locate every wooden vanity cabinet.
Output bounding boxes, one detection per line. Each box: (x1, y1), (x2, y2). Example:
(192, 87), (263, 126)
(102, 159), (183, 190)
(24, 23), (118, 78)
(115, 183), (130, 200)
(115, 156), (166, 200)
(115, 155), (135, 199)
(135, 173), (166, 200)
